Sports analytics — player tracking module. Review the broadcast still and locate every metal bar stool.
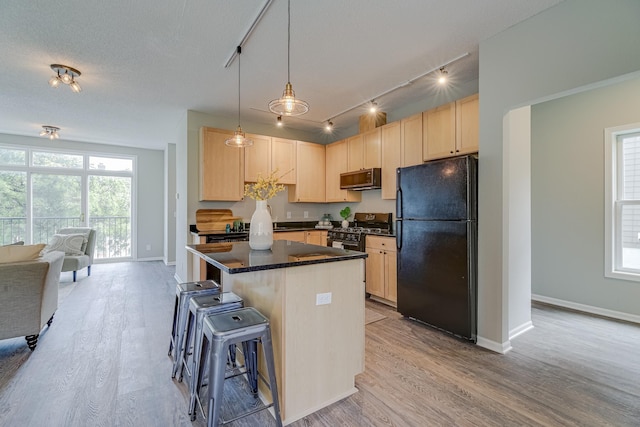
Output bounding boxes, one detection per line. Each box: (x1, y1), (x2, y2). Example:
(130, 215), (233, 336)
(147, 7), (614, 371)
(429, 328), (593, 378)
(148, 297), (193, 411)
(196, 307), (283, 427)
(180, 292), (245, 416)
(169, 280), (221, 378)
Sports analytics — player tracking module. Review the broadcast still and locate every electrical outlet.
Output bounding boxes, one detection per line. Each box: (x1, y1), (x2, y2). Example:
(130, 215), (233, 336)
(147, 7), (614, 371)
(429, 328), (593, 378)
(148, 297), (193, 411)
(316, 292), (332, 305)
(304, 211), (309, 218)
(287, 211), (291, 219)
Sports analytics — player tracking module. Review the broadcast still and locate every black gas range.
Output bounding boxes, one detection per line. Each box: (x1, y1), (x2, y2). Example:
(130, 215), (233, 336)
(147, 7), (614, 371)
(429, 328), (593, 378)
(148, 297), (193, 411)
(327, 213), (393, 251)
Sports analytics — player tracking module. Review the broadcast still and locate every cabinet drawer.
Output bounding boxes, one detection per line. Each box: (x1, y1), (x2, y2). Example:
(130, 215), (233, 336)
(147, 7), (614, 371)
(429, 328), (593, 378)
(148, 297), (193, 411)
(365, 235), (396, 251)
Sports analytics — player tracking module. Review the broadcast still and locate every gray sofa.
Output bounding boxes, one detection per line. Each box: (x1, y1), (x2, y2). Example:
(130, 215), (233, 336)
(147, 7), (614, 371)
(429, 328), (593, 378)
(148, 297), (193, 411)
(0, 251), (64, 350)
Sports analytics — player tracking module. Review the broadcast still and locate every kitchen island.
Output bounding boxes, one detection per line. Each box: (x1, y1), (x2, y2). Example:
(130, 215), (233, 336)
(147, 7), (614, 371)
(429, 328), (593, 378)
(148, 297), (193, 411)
(186, 240), (366, 425)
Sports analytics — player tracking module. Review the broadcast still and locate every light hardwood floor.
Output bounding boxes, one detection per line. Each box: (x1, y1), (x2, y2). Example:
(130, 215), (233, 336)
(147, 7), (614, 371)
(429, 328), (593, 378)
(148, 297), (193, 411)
(1, 261), (639, 426)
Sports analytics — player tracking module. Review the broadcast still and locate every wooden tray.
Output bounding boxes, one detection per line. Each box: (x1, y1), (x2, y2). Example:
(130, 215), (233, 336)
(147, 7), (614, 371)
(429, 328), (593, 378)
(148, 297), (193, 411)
(195, 209), (242, 232)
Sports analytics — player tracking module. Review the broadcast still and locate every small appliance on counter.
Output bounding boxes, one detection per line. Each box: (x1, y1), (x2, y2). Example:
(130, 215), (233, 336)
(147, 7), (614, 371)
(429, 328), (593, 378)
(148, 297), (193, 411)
(327, 213), (392, 251)
(316, 213), (334, 229)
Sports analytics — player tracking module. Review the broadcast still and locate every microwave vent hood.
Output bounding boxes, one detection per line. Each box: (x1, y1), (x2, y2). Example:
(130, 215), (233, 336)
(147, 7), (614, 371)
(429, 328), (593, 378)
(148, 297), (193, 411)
(340, 168), (382, 190)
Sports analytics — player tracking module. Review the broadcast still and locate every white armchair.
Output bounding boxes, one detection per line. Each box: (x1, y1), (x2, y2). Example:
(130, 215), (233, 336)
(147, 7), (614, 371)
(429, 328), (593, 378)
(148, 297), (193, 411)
(57, 227), (97, 282)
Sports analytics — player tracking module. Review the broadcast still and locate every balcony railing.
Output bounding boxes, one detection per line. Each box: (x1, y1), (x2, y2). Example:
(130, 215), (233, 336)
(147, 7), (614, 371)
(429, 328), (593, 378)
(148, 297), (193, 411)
(0, 216), (131, 259)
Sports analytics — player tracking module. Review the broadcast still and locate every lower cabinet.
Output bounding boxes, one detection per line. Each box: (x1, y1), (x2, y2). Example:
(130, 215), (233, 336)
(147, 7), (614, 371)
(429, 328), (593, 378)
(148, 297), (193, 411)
(365, 235), (397, 306)
(273, 230), (327, 246)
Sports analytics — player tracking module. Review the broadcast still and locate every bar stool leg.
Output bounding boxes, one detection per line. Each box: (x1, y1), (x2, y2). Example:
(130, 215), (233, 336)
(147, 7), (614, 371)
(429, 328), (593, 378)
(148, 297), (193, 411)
(168, 296), (179, 357)
(207, 340), (229, 427)
(261, 328), (283, 427)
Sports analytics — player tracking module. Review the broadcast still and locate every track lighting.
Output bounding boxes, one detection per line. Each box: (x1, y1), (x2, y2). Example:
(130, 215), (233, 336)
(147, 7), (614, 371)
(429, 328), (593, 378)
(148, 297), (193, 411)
(276, 115), (283, 127)
(369, 101), (378, 114)
(325, 120), (334, 132)
(438, 67), (448, 85)
(49, 64), (82, 93)
(40, 125), (60, 140)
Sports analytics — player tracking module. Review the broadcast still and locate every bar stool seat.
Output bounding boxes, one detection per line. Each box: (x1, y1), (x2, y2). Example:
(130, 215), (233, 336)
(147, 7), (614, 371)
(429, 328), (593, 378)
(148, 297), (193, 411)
(181, 292), (245, 416)
(196, 307), (283, 427)
(169, 280), (220, 378)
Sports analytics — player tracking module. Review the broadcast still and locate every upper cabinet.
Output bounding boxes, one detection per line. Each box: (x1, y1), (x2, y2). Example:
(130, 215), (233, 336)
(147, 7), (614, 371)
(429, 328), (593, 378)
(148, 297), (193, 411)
(423, 94), (479, 161)
(455, 93), (479, 157)
(381, 122), (401, 200)
(271, 137), (297, 185)
(326, 139), (362, 203)
(423, 102), (456, 161)
(200, 127), (245, 201)
(347, 128), (381, 171)
(401, 113), (423, 167)
(289, 141), (326, 203)
(244, 136), (296, 185)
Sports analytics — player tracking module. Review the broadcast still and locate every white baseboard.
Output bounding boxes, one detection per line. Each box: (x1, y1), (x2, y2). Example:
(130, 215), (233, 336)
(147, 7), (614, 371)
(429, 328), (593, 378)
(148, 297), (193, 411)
(532, 294), (640, 324)
(164, 259), (176, 266)
(476, 336), (512, 354)
(136, 256), (164, 262)
(173, 273), (181, 284)
(509, 321), (534, 340)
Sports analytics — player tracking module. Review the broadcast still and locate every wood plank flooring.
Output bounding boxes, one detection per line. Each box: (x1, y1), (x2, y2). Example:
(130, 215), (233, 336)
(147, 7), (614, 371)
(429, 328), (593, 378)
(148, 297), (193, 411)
(1, 261), (639, 426)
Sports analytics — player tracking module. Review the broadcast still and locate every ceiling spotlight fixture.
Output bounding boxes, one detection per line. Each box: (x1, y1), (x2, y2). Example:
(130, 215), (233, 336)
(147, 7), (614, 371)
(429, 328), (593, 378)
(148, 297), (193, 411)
(369, 100), (378, 114)
(268, 0), (309, 116)
(276, 115), (283, 127)
(39, 125), (60, 140)
(325, 120), (334, 132)
(49, 64), (82, 93)
(438, 67), (449, 85)
(225, 46), (253, 148)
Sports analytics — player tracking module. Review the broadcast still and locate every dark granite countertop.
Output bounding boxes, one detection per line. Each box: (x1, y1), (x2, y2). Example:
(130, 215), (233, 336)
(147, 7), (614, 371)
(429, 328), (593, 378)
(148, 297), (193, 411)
(186, 240), (366, 274)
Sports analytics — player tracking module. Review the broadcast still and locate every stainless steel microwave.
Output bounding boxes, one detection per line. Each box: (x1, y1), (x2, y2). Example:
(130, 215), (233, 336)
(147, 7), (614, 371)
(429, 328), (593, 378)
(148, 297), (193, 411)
(339, 168), (382, 190)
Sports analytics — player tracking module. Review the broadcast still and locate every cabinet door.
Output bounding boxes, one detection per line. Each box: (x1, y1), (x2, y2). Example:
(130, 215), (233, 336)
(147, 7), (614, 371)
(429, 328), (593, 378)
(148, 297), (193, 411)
(326, 140), (361, 203)
(365, 248), (385, 298)
(289, 141), (325, 202)
(347, 134), (364, 171)
(455, 93), (479, 155)
(274, 231), (306, 242)
(385, 250), (397, 303)
(272, 137), (297, 185)
(363, 128), (381, 168)
(401, 113), (423, 167)
(305, 230), (327, 246)
(199, 127), (245, 201)
(381, 122), (401, 200)
(244, 134), (271, 182)
(423, 102), (456, 161)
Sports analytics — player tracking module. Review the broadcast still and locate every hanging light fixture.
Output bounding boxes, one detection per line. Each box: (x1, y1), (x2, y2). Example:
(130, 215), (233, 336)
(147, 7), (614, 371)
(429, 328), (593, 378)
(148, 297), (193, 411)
(40, 125), (60, 139)
(49, 64), (82, 93)
(437, 67), (449, 85)
(268, 0), (309, 116)
(368, 100), (378, 114)
(276, 115), (283, 127)
(324, 120), (334, 132)
(225, 46), (253, 148)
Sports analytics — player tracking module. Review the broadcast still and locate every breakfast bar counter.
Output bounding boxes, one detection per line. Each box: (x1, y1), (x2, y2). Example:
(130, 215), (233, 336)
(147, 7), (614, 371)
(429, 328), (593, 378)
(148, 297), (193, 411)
(186, 240), (366, 425)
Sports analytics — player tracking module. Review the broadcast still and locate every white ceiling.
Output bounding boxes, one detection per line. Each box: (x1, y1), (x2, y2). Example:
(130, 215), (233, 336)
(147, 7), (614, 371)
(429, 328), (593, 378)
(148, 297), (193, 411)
(0, 0), (562, 150)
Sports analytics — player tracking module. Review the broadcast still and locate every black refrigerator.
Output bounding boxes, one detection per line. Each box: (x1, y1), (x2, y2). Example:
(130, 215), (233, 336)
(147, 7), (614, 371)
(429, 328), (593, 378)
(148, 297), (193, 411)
(396, 155), (477, 342)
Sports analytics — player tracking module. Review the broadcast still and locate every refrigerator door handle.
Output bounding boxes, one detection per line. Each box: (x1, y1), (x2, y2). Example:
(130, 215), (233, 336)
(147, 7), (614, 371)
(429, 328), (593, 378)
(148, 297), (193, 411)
(396, 220), (402, 250)
(396, 187), (402, 219)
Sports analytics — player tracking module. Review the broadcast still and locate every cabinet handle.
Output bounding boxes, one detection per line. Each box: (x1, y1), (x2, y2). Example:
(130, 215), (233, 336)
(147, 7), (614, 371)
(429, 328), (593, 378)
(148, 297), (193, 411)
(456, 149), (460, 152)
(450, 150), (454, 154)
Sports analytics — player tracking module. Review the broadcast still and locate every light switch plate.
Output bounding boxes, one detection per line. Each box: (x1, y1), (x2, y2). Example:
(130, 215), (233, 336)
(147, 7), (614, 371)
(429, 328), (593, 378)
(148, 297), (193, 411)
(316, 292), (332, 305)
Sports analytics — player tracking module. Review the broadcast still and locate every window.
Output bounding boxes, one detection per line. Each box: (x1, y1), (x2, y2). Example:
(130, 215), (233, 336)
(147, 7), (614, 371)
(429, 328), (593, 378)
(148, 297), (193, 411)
(605, 123), (640, 280)
(0, 144), (135, 260)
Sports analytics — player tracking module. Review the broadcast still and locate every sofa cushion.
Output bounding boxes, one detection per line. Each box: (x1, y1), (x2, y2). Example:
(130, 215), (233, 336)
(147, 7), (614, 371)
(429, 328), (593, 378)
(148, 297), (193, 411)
(1, 241), (25, 246)
(43, 234), (86, 256)
(0, 243), (46, 263)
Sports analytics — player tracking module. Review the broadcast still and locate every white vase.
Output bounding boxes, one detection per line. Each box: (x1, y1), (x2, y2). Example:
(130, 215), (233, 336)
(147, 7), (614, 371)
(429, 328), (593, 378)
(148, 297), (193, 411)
(249, 199), (273, 250)
(342, 219), (350, 228)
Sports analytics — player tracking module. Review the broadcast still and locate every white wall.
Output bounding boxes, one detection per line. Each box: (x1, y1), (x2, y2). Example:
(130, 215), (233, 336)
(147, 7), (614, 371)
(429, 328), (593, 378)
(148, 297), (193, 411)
(478, 0), (640, 352)
(531, 77), (640, 317)
(164, 143), (176, 264)
(0, 132), (165, 260)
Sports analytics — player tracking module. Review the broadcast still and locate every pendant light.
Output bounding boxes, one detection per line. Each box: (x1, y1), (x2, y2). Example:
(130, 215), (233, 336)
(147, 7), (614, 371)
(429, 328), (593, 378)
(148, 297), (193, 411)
(225, 46), (253, 147)
(268, 0), (309, 116)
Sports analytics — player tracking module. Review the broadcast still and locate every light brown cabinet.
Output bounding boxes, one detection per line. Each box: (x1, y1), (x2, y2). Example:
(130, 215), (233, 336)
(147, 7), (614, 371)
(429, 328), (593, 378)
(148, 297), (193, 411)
(199, 127), (245, 201)
(274, 231), (306, 243)
(401, 113), (423, 167)
(288, 141), (326, 203)
(347, 128), (381, 171)
(326, 139), (362, 203)
(244, 136), (296, 185)
(423, 94), (478, 161)
(273, 230), (327, 246)
(381, 122), (401, 200)
(365, 235), (397, 305)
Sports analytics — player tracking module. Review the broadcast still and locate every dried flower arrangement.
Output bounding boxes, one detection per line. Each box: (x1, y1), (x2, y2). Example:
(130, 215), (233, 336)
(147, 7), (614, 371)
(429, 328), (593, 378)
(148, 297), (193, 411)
(244, 169), (286, 200)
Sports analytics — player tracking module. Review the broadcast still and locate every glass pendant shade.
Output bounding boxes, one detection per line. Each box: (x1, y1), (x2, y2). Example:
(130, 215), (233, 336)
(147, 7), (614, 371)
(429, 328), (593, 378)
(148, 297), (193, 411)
(269, 82), (309, 116)
(49, 76), (61, 88)
(225, 126), (253, 147)
(69, 81), (82, 93)
(60, 72), (73, 84)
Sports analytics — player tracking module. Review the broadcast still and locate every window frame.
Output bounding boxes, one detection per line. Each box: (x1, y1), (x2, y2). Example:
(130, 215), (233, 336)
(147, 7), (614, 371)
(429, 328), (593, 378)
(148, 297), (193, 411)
(604, 122), (640, 281)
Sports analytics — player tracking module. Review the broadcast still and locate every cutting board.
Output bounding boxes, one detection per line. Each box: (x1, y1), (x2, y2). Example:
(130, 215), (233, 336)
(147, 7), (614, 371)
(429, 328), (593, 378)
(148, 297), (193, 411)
(196, 209), (242, 232)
